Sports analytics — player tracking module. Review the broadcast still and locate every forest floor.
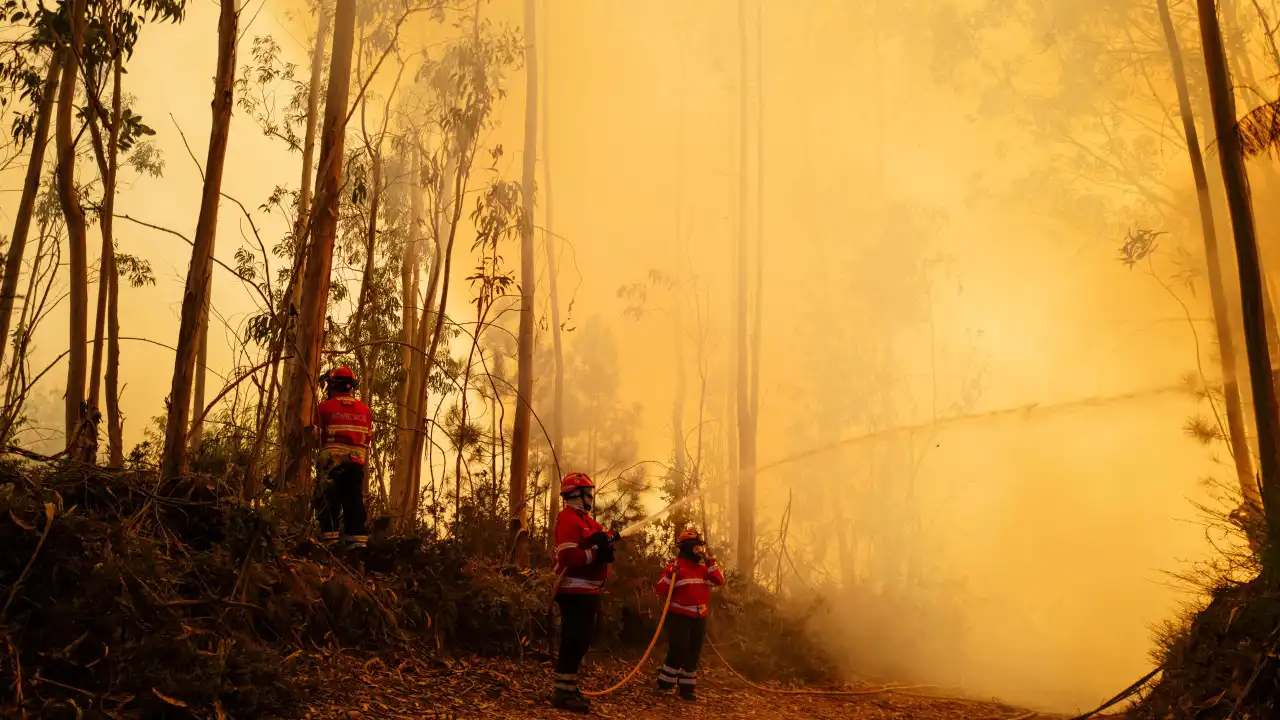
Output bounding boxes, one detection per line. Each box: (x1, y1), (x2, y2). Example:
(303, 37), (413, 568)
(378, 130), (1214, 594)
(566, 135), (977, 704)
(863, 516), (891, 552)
(293, 651), (1085, 720)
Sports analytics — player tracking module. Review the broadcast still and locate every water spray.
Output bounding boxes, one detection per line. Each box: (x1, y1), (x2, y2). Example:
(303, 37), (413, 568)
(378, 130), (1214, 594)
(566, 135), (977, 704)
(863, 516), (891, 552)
(617, 489), (703, 538)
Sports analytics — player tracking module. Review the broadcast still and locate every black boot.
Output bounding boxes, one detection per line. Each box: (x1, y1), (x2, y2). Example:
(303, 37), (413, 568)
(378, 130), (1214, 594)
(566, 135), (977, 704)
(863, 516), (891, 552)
(655, 679), (676, 694)
(550, 689), (591, 713)
(679, 686), (697, 702)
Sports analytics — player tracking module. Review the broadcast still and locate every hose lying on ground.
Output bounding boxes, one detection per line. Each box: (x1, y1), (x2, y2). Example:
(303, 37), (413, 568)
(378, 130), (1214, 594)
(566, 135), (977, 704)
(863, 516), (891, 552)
(1067, 666), (1162, 720)
(542, 564), (678, 698)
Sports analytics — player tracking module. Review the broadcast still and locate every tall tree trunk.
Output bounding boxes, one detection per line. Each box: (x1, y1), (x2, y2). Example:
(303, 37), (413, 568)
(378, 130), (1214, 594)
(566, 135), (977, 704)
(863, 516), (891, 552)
(751, 0), (764, 484)
(407, 158), (459, 525)
(280, 0), (331, 469)
(159, 0), (238, 479)
(734, 0), (757, 581)
(282, 0), (356, 497)
(56, 0), (90, 458)
(400, 148), (451, 524)
(1159, 0), (1262, 513)
(188, 266), (213, 453)
(105, 53), (124, 467)
(542, 0), (564, 527)
(1196, 0), (1280, 544)
(672, 16), (687, 488)
(508, 0), (539, 567)
(354, 152), (381, 406)
(0, 50), (61, 376)
(89, 46), (125, 464)
(394, 144), (423, 518)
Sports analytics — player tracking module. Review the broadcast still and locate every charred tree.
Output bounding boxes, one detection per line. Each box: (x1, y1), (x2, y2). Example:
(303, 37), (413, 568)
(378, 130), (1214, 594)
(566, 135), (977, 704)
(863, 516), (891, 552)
(1196, 0), (1280, 548)
(1158, 0), (1262, 515)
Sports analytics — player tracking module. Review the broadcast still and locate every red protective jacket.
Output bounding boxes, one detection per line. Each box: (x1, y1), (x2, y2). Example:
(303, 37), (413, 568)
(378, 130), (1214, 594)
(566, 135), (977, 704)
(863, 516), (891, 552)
(554, 507), (610, 595)
(316, 392), (373, 465)
(655, 557), (724, 618)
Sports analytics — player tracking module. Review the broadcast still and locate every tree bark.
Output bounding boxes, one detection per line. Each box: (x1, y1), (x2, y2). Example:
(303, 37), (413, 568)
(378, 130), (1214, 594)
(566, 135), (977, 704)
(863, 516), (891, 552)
(159, 0), (238, 479)
(105, 53), (124, 467)
(508, 0), (539, 566)
(1159, 0), (1262, 513)
(541, 0), (564, 528)
(1196, 0), (1280, 543)
(280, 0), (331, 470)
(734, 0), (757, 581)
(0, 50), (61, 377)
(354, 153), (381, 407)
(188, 281), (211, 453)
(393, 143), (423, 518)
(282, 0), (357, 497)
(56, 0), (90, 458)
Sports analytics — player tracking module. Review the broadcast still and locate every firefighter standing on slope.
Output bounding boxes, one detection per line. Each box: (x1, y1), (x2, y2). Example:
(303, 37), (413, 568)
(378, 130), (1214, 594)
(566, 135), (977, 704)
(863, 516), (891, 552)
(313, 366), (373, 554)
(655, 527), (724, 701)
(551, 472), (619, 713)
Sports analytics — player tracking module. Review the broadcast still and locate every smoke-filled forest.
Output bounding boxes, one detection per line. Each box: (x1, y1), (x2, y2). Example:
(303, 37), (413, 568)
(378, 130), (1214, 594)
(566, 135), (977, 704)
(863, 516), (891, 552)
(8, 0), (1280, 717)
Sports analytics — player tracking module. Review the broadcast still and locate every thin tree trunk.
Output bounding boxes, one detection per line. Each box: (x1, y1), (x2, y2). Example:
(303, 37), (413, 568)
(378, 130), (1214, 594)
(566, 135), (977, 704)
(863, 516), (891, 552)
(188, 266), (212, 453)
(1159, 0), (1262, 513)
(672, 19), (687, 487)
(394, 144), (423, 518)
(1196, 0), (1280, 543)
(105, 52), (124, 467)
(56, 0), (90, 458)
(282, 0), (357, 497)
(280, 0), (331, 469)
(0, 50), (61, 376)
(542, 0), (564, 528)
(508, 0), (539, 567)
(354, 152), (381, 406)
(734, 0), (757, 581)
(396, 147), (419, 448)
(159, 0), (238, 479)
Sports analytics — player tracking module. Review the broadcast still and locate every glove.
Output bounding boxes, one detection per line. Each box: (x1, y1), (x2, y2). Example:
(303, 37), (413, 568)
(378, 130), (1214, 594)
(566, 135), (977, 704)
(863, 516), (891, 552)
(585, 531), (617, 564)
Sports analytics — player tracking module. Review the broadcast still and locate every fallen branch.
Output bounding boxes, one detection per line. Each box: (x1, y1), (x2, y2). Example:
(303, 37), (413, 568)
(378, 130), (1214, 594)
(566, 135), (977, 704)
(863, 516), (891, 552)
(1, 503), (54, 621)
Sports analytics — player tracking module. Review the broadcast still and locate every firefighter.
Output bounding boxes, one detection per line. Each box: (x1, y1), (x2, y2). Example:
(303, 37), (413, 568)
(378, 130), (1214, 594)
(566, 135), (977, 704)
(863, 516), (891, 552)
(654, 527), (724, 701)
(313, 366), (373, 553)
(551, 472), (619, 713)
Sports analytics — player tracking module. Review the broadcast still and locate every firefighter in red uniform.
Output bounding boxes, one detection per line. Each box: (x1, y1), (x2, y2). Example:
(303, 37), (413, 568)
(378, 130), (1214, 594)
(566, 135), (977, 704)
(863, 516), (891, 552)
(313, 366), (373, 552)
(654, 527), (724, 701)
(550, 472), (619, 713)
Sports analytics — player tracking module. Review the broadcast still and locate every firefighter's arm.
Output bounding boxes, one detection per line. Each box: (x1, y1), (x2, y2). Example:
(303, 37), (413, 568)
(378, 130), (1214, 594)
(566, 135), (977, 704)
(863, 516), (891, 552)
(655, 563), (675, 597)
(706, 557), (725, 587)
(554, 523), (594, 568)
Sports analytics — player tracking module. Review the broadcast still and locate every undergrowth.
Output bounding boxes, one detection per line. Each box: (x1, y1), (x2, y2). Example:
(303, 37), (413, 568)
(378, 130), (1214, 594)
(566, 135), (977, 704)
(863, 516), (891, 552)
(0, 461), (832, 718)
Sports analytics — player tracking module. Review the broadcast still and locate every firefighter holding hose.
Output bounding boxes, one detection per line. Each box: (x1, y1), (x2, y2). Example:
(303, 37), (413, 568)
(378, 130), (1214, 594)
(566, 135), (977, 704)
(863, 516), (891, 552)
(551, 472), (619, 712)
(654, 527), (723, 701)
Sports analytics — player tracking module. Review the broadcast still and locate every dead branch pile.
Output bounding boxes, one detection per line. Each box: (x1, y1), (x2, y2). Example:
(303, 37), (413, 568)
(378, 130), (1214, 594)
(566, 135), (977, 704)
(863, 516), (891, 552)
(1131, 573), (1280, 719)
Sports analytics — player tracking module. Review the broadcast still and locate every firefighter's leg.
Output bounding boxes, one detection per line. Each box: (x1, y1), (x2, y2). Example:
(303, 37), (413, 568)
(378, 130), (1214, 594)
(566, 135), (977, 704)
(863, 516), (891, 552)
(339, 462), (369, 549)
(314, 466), (341, 548)
(678, 616), (707, 701)
(657, 614), (687, 691)
(552, 594), (596, 712)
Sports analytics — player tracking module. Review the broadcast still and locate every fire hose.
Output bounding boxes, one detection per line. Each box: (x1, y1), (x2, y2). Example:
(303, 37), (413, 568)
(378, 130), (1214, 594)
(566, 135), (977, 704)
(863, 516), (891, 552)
(545, 559), (677, 698)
